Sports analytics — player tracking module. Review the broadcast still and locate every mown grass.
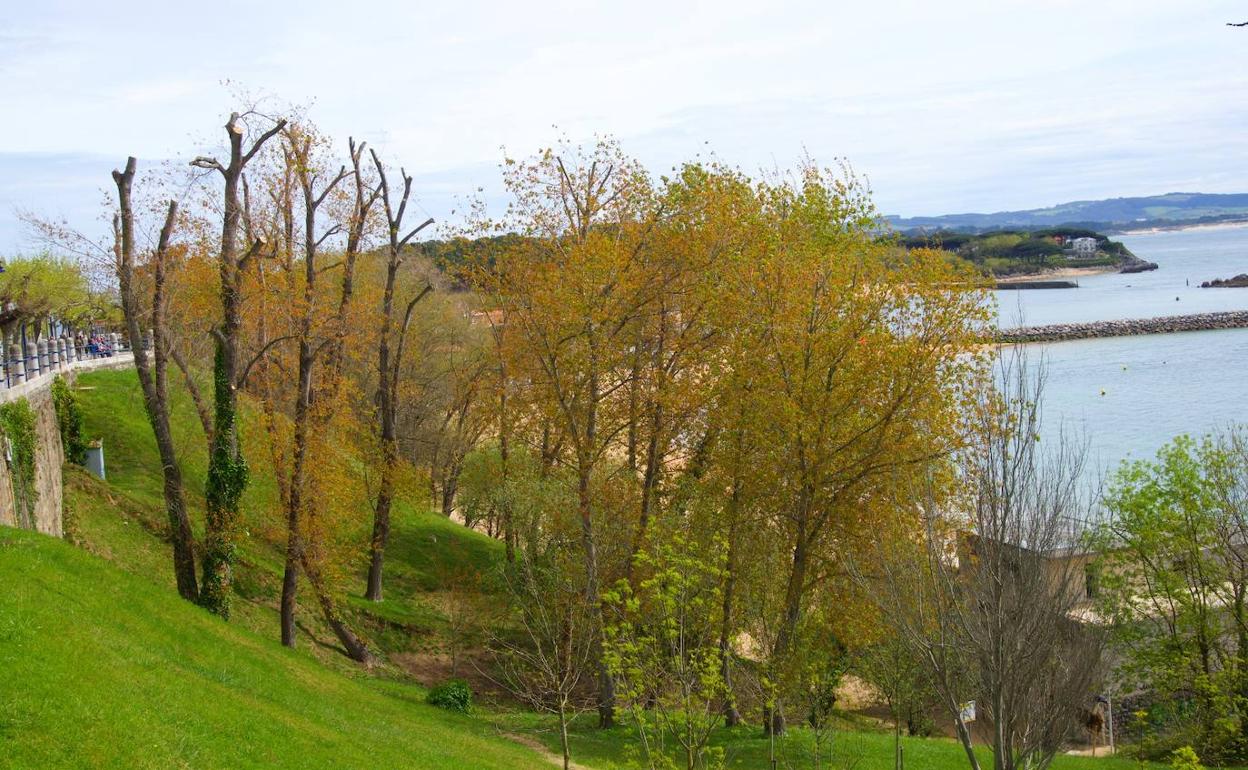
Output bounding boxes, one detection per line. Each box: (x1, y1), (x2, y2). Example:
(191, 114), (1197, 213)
(69, 368), (504, 663)
(0, 367), (1201, 769)
(495, 710), (1176, 770)
(0, 526), (541, 770)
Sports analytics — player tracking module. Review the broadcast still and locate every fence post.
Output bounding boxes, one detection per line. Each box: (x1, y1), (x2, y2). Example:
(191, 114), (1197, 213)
(11, 343), (25, 383)
(26, 341), (39, 378)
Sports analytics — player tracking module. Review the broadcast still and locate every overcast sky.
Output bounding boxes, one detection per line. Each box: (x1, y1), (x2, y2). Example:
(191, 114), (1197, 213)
(3, 0), (1246, 250)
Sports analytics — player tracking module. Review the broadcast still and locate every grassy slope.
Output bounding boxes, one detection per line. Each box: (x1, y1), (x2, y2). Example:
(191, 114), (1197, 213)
(68, 368), (500, 663)
(1, 368), (545, 769)
(0, 368), (1192, 769)
(0, 527), (537, 770)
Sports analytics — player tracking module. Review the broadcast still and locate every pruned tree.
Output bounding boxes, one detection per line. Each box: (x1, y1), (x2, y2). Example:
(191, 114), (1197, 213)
(190, 110), (287, 618)
(111, 157), (199, 601)
(269, 125), (378, 663)
(363, 148), (433, 602)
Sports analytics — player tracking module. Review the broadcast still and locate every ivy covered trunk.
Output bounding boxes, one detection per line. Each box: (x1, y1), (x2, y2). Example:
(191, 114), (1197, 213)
(200, 337), (248, 617)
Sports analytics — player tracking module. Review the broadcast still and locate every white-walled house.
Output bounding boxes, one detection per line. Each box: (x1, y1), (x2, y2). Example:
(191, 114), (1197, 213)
(1070, 237), (1099, 256)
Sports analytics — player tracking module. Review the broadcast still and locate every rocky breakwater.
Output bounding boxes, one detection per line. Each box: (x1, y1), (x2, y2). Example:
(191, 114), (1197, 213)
(997, 310), (1248, 343)
(1201, 274), (1248, 288)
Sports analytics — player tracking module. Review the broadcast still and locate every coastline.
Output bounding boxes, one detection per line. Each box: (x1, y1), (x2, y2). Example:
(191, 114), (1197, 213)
(1116, 219), (1248, 235)
(995, 265), (1117, 283)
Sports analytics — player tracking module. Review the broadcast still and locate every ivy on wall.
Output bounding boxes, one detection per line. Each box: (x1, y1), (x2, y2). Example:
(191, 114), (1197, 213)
(1, 398), (39, 528)
(51, 375), (86, 465)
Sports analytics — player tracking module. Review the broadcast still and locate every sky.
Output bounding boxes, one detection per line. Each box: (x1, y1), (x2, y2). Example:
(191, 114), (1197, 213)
(3, 0), (1247, 251)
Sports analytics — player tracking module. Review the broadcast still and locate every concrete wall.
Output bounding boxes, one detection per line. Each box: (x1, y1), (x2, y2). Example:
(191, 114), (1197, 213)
(0, 352), (135, 536)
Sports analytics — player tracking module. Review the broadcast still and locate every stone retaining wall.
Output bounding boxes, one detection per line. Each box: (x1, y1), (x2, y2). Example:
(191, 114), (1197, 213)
(997, 310), (1248, 343)
(0, 348), (134, 537)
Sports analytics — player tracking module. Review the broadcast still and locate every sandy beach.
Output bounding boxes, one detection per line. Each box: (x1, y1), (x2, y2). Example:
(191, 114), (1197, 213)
(995, 265), (1117, 283)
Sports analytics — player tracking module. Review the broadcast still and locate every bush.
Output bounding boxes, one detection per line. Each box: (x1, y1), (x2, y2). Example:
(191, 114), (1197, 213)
(1170, 746), (1204, 770)
(426, 679), (472, 713)
(51, 375), (86, 464)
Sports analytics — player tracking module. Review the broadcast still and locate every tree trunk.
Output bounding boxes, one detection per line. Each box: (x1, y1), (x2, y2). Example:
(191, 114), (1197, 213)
(366, 338), (397, 600)
(280, 522), (300, 646)
(303, 552), (375, 664)
(198, 113), (283, 619)
(577, 460), (614, 729)
(720, 468), (743, 728)
(112, 161), (199, 602)
(365, 451), (394, 602)
(441, 460), (460, 518)
(559, 702), (571, 770)
(767, 524), (811, 736)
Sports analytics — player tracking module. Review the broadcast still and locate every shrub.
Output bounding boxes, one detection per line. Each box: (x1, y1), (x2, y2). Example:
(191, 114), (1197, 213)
(51, 375), (86, 464)
(426, 679), (472, 713)
(1170, 746), (1204, 770)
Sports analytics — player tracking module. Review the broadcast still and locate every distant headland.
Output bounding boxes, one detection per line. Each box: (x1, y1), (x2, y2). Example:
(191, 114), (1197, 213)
(899, 228), (1158, 283)
(889, 192), (1248, 234)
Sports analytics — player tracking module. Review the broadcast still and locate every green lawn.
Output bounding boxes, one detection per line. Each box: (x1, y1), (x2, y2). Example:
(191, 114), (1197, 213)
(0, 367), (1201, 769)
(0, 368), (547, 768)
(495, 711), (1171, 770)
(0, 527), (542, 769)
(68, 368), (503, 665)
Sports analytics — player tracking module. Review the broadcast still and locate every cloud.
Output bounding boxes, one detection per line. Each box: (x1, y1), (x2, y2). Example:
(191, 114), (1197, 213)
(3, 0), (1247, 249)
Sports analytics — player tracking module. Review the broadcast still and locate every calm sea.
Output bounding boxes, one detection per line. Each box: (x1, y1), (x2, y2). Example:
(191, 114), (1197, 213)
(993, 224), (1248, 475)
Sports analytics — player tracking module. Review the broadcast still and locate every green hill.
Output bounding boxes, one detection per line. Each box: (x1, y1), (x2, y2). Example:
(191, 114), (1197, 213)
(0, 367), (545, 769)
(0, 526), (542, 769)
(0, 368), (1201, 769)
(888, 191), (1248, 233)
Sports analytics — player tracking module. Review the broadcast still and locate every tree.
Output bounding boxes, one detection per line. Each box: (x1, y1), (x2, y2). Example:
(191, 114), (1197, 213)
(488, 528), (594, 770)
(190, 110), (287, 618)
(468, 137), (660, 727)
(867, 352), (1106, 770)
(364, 148), (433, 601)
(264, 125), (377, 662)
(0, 252), (96, 339)
(1097, 428), (1248, 762)
(719, 164), (990, 734)
(855, 633), (940, 769)
(111, 158), (199, 601)
(604, 529), (730, 770)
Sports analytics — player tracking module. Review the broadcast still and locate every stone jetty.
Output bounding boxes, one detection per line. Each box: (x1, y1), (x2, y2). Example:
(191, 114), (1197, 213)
(997, 310), (1248, 343)
(994, 279), (1080, 290)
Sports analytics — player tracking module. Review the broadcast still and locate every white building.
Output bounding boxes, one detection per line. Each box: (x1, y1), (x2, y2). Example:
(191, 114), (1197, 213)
(1070, 237), (1099, 256)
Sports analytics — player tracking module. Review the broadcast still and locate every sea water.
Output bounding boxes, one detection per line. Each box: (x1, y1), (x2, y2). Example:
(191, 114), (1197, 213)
(993, 224), (1248, 474)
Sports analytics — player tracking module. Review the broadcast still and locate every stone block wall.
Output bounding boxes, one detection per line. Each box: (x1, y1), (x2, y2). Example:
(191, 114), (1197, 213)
(0, 353), (135, 536)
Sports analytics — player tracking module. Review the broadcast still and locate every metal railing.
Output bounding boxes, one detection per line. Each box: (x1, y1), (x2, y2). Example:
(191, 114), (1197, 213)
(2, 333), (133, 391)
